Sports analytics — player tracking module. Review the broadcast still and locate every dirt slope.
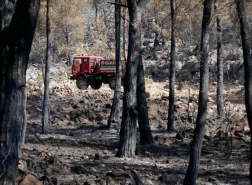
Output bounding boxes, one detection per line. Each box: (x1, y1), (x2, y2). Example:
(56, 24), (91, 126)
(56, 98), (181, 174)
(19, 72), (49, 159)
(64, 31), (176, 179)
(17, 77), (251, 185)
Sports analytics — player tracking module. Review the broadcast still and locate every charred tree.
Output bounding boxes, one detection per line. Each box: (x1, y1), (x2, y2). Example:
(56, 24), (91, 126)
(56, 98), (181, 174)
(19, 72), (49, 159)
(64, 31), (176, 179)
(235, 0), (252, 183)
(167, 0), (176, 131)
(107, 0), (122, 129)
(215, 1), (224, 119)
(122, 7), (127, 61)
(20, 86), (27, 153)
(183, 0), (213, 184)
(137, 52), (154, 145)
(116, 0), (149, 157)
(0, 0), (40, 183)
(42, 0), (52, 134)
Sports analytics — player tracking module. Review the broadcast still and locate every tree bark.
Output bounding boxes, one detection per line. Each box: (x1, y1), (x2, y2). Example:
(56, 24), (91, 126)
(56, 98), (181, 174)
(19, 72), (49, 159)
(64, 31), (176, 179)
(167, 0), (176, 131)
(107, 0), (121, 129)
(42, 0), (52, 134)
(215, 2), (224, 119)
(154, 31), (159, 49)
(122, 7), (127, 61)
(137, 53), (154, 145)
(0, 0), (40, 183)
(20, 86), (27, 155)
(183, 0), (213, 184)
(116, 0), (149, 157)
(235, 0), (252, 183)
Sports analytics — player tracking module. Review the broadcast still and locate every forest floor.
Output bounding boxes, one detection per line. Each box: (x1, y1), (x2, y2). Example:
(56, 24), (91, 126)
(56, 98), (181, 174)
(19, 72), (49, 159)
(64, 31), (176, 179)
(18, 77), (251, 185)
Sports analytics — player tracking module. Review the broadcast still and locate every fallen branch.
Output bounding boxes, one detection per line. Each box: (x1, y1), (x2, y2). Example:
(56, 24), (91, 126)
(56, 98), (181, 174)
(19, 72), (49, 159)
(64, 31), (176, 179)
(0, 144), (14, 179)
(108, 1), (128, 7)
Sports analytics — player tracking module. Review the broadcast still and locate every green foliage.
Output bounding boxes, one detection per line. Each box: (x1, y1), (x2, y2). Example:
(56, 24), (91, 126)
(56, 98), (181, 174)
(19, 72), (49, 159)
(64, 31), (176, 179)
(52, 0), (89, 57)
(145, 0), (203, 46)
(84, 17), (115, 58)
(30, 0), (90, 63)
(151, 20), (170, 38)
(29, 0), (252, 64)
(30, 0), (117, 63)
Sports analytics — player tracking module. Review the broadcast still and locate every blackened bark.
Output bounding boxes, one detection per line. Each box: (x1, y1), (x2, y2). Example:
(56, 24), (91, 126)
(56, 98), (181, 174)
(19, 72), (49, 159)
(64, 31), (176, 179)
(107, 0), (121, 129)
(0, 0), (40, 183)
(215, 2), (224, 119)
(137, 53), (154, 145)
(42, 0), (51, 134)
(167, 0), (176, 131)
(154, 31), (159, 49)
(94, 1), (98, 23)
(235, 0), (252, 183)
(183, 0), (213, 184)
(116, 2), (139, 158)
(116, 0), (149, 157)
(20, 86), (27, 149)
(122, 7), (127, 61)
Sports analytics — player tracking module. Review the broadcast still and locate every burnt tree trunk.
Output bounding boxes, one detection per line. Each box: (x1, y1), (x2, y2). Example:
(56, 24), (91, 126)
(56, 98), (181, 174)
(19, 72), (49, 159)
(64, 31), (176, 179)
(137, 53), (154, 145)
(167, 0), (176, 131)
(154, 31), (159, 49)
(20, 86), (27, 153)
(116, 0), (149, 157)
(0, 0), (40, 183)
(235, 0), (252, 183)
(42, 0), (52, 134)
(107, 0), (121, 129)
(215, 2), (224, 119)
(183, 0), (213, 184)
(122, 7), (127, 61)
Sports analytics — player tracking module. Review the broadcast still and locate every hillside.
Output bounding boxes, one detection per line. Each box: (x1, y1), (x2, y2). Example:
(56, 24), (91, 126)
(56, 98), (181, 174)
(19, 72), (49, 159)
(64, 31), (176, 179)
(16, 62), (250, 185)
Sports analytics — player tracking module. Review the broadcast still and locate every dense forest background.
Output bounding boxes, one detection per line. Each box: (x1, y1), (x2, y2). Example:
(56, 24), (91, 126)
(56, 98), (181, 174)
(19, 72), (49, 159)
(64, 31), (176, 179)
(29, 0), (252, 86)
(30, 0), (251, 63)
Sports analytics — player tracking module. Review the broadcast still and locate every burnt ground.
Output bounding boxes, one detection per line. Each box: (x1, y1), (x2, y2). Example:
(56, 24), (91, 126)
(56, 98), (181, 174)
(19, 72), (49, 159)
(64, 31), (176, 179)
(18, 82), (251, 185)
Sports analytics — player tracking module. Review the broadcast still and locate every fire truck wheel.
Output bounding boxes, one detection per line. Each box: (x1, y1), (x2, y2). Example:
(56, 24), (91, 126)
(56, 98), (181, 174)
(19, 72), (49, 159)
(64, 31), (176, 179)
(76, 76), (88, 89)
(109, 76), (116, 90)
(91, 83), (102, 90)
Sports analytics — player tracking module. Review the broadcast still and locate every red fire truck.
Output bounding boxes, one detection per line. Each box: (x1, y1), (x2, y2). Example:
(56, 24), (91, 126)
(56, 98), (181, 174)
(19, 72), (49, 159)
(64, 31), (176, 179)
(70, 54), (125, 90)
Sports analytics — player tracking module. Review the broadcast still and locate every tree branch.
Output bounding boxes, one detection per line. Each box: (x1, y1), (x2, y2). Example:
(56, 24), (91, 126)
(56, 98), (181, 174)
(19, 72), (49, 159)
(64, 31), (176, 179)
(108, 1), (128, 7)
(137, 0), (149, 9)
(0, 144), (14, 179)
